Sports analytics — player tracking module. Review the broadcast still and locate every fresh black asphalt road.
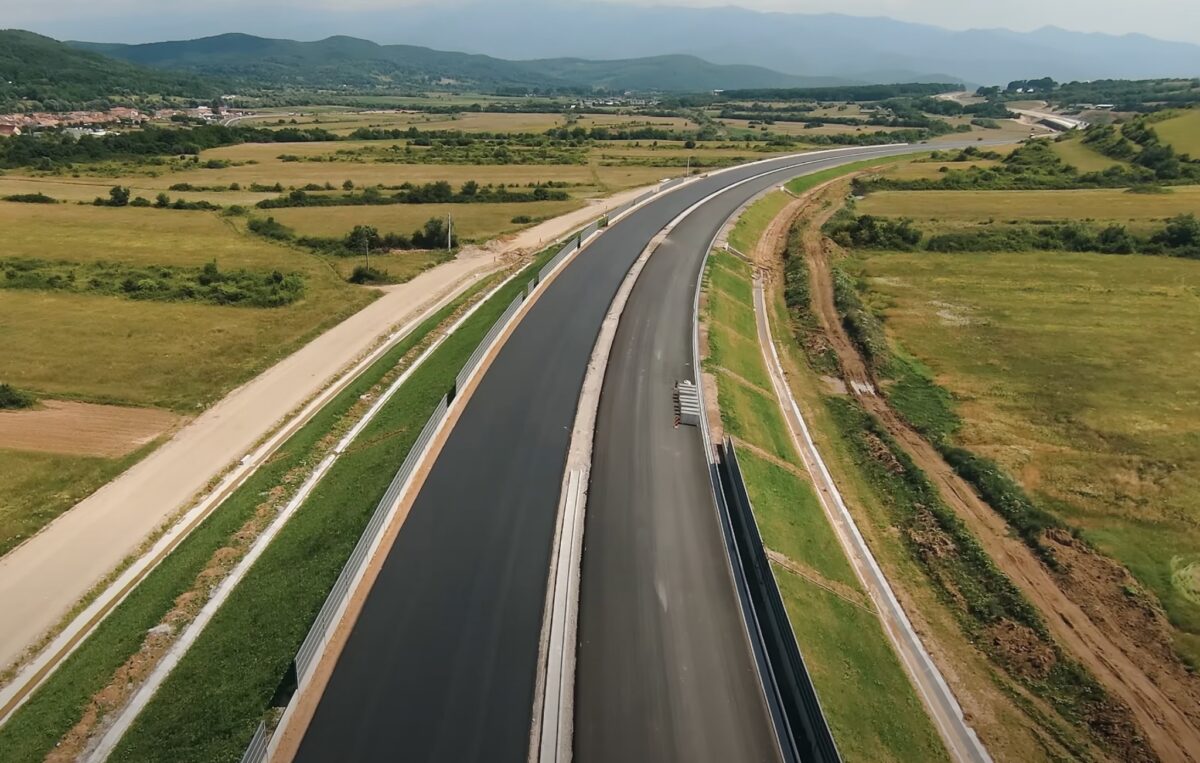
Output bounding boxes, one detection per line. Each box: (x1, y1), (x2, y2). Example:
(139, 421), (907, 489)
(294, 145), (928, 763)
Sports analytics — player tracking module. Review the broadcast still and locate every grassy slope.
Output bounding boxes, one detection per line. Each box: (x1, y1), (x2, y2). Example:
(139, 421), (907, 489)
(108, 252), (552, 762)
(1050, 135), (1129, 172)
(704, 248), (946, 761)
(0, 276), (493, 762)
(727, 190), (792, 254)
(854, 248), (1200, 663)
(1155, 109), (1200, 156)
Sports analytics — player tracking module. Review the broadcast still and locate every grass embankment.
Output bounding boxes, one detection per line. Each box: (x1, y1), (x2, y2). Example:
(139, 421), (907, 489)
(727, 191), (791, 254)
(785, 154), (915, 197)
(781, 196), (1156, 757)
(702, 246), (946, 762)
(852, 247), (1200, 662)
(0, 272), (506, 762)
(105, 246), (557, 762)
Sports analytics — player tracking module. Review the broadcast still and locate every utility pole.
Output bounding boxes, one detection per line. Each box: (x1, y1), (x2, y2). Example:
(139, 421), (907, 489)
(363, 236), (370, 272)
(447, 213), (452, 252)
(685, 155), (691, 177)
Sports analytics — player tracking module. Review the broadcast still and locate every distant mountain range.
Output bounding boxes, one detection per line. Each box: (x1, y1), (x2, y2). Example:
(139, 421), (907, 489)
(68, 33), (837, 93)
(24, 1), (1200, 85)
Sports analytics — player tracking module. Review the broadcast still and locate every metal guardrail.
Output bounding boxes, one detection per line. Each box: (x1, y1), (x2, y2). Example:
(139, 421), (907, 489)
(240, 721), (269, 763)
(538, 240), (578, 283)
(660, 176), (688, 191)
(293, 393), (449, 678)
(455, 294), (524, 392)
(716, 437), (841, 763)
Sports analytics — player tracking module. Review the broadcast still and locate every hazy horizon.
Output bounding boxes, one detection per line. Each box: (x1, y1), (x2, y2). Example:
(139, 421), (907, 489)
(7, 0), (1200, 48)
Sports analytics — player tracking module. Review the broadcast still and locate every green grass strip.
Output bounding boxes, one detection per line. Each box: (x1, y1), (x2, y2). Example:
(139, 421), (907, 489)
(785, 153), (915, 196)
(0, 275), (501, 763)
(108, 247), (556, 763)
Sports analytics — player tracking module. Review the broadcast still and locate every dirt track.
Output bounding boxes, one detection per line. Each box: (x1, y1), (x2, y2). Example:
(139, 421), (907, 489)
(0, 187), (654, 675)
(798, 179), (1200, 762)
(0, 401), (181, 458)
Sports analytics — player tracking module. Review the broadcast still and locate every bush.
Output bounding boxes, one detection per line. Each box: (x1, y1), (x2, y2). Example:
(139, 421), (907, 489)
(1, 256), (304, 308)
(0, 383), (35, 409)
(348, 265), (389, 284)
(827, 213), (922, 250)
(3, 192), (56, 203)
(247, 216), (295, 242)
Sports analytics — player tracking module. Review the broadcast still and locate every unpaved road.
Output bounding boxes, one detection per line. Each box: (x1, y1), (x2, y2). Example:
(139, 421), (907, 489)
(0, 187), (652, 673)
(801, 181), (1200, 762)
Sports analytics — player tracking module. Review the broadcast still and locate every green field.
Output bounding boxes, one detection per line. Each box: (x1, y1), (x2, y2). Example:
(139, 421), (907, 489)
(0, 203), (375, 410)
(1050, 134), (1130, 172)
(263, 198), (582, 240)
(1155, 109), (1200, 156)
(0, 443), (159, 557)
(855, 247), (1200, 662)
(858, 186), (1200, 225)
(703, 248), (946, 761)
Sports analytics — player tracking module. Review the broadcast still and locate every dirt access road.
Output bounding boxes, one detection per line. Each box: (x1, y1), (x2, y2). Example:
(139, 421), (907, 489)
(799, 179), (1200, 762)
(0, 187), (653, 674)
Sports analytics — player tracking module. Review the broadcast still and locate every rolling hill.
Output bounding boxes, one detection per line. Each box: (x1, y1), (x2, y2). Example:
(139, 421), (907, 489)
(70, 34), (832, 93)
(0, 29), (217, 111)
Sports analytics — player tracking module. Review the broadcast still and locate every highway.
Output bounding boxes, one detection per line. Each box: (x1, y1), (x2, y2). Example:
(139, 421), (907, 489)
(574, 174), (799, 761)
(292, 145), (929, 762)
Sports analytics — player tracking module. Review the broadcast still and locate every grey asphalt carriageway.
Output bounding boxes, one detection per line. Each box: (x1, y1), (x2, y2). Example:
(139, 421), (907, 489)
(293, 144), (930, 763)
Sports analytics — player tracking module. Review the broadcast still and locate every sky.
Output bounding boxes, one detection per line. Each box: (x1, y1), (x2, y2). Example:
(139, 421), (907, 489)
(6, 0), (1200, 45)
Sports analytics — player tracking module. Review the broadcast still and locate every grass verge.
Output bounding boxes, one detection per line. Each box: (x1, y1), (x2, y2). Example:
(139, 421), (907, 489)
(702, 244), (946, 761)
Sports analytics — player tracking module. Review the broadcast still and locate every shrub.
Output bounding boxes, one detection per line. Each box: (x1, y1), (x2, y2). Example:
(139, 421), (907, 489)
(0, 383), (35, 409)
(348, 265), (390, 284)
(3, 192), (56, 203)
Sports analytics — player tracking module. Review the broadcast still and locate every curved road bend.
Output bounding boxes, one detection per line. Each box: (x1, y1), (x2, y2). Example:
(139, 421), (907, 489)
(293, 146), (927, 763)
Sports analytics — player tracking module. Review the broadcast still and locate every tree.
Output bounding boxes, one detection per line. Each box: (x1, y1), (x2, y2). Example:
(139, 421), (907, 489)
(343, 179), (355, 191)
(347, 224), (380, 270)
(108, 185), (131, 207)
(154, 192), (170, 208)
(460, 180), (479, 197)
